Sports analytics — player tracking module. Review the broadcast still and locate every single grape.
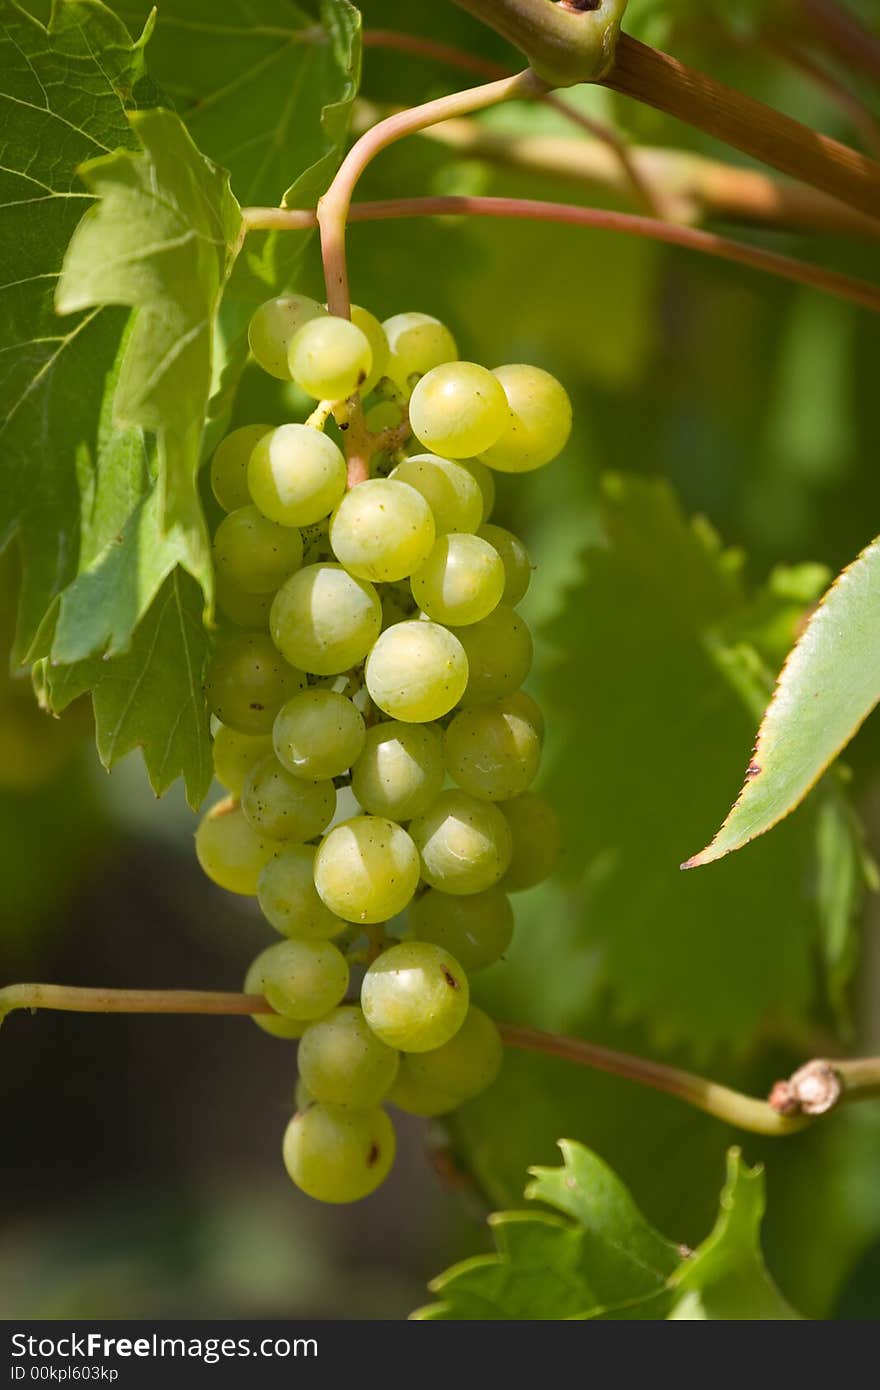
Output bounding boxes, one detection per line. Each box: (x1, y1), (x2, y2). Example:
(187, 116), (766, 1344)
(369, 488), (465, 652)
(270, 563), (381, 675)
(210, 423), (272, 512)
(215, 574), (273, 629)
(386, 1071), (458, 1118)
(351, 305), (389, 395)
(409, 362), (508, 458)
(445, 697), (542, 801)
(244, 949), (308, 1039)
(404, 1007), (502, 1101)
(459, 459), (495, 521)
(365, 620), (468, 722)
(411, 533), (505, 627)
(282, 1103), (395, 1203)
(456, 605), (533, 707)
(206, 631), (305, 735)
(248, 424), (346, 528)
(257, 843), (345, 939)
(501, 689), (544, 741)
(248, 295), (325, 379)
(195, 798), (275, 895)
(272, 688), (365, 782)
(298, 1005), (400, 1108)
(364, 400), (404, 434)
(390, 454), (483, 536)
(382, 312), (458, 389)
(408, 885), (513, 972)
(241, 754), (335, 841)
(351, 721), (444, 821)
(288, 315), (372, 402)
(213, 505), (303, 595)
(501, 792), (561, 891)
(480, 364), (572, 472)
(329, 479), (435, 583)
(212, 724), (273, 797)
(361, 941), (469, 1052)
(314, 816), (420, 923)
(248, 938), (349, 1021)
(409, 789), (513, 895)
(478, 524), (532, 605)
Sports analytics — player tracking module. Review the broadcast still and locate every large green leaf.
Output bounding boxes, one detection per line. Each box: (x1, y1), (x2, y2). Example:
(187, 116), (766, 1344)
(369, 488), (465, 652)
(685, 535), (880, 867)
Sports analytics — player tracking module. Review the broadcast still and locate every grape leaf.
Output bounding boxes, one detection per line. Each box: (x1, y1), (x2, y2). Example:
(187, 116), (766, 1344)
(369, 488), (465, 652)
(685, 534), (880, 868)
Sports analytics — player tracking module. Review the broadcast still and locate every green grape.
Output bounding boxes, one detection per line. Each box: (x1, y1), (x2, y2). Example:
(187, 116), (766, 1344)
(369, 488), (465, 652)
(501, 689), (545, 741)
(248, 424), (347, 528)
(382, 312), (458, 389)
(408, 885), (513, 972)
(257, 843), (345, 939)
(459, 459), (495, 521)
(213, 505), (303, 595)
(294, 1077), (314, 1110)
(390, 454), (483, 536)
(456, 605), (533, 707)
(329, 479), (435, 583)
(409, 362), (508, 458)
(444, 697), (542, 801)
(212, 724), (273, 797)
(361, 941), (469, 1052)
(248, 938), (349, 1021)
(404, 1007), (502, 1101)
(365, 620), (468, 722)
(270, 563), (382, 675)
(248, 295), (325, 379)
(478, 524), (532, 605)
(195, 798), (275, 895)
(410, 533), (505, 627)
(501, 792), (561, 891)
(210, 423), (272, 512)
(273, 688), (365, 781)
(215, 574), (273, 629)
(351, 305), (389, 395)
(241, 754), (335, 842)
(386, 1071), (458, 1117)
(206, 631), (305, 735)
(314, 816), (420, 923)
(282, 1103), (395, 1203)
(364, 400), (404, 434)
(288, 315), (373, 402)
(351, 721), (444, 821)
(409, 789), (513, 895)
(244, 950), (309, 1039)
(480, 364), (572, 473)
(298, 1005), (400, 1108)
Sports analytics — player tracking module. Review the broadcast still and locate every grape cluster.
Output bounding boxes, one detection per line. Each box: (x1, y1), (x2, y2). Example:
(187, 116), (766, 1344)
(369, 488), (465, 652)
(196, 296), (567, 1204)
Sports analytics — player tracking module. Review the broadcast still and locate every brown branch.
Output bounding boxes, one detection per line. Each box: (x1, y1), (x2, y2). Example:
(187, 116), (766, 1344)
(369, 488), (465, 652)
(0, 984), (273, 1017)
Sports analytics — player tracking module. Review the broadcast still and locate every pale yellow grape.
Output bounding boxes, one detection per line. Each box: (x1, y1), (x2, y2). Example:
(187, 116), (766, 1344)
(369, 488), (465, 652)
(288, 315), (372, 402)
(206, 631), (305, 735)
(351, 721), (445, 821)
(390, 454), (483, 535)
(295, 1078), (314, 1110)
(213, 505), (303, 594)
(410, 533), (505, 627)
(459, 459), (495, 521)
(248, 424), (346, 527)
(215, 574), (272, 629)
(271, 563), (382, 675)
(329, 479), (435, 583)
(456, 605), (533, 707)
(282, 1103), (395, 1203)
(297, 1006), (400, 1108)
(314, 816), (420, 923)
(409, 789), (513, 895)
(212, 725), (273, 797)
(502, 689), (545, 742)
(361, 942), (469, 1052)
(478, 524), (532, 605)
(404, 1007), (502, 1101)
(248, 938), (349, 1021)
(382, 311), (457, 388)
(195, 799), (275, 896)
(365, 620), (468, 722)
(248, 295), (325, 379)
(408, 885), (514, 972)
(480, 364), (572, 472)
(386, 1072), (458, 1117)
(244, 950), (308, 1039)
(273, 688), (365, 781)
(257, 844), (345, 939)
(409, 362), (508, 458)
(210, 423), (273, 512)
(501, 792), (561, 891)
(445, 697), (542, 801)
(241, 754), (335, 842)
(351, 305), (389, 395)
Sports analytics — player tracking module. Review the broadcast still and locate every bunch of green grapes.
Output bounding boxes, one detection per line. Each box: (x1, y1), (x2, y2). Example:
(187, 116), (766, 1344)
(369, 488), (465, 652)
(197, 295), (567, 1204)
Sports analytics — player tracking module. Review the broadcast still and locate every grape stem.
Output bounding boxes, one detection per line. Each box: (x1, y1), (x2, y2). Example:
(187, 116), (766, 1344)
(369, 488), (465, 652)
(3, 983), (879, 1136)
(241, 197), (880, 315)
